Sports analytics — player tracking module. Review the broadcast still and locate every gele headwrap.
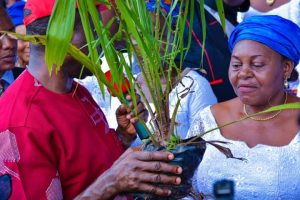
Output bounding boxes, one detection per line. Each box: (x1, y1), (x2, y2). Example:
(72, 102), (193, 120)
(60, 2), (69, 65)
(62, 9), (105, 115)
(229, 15), (300, 66)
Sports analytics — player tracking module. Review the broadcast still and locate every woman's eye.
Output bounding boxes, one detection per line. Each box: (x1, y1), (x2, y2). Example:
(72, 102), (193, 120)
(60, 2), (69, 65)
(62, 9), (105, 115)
(231, 63), (241, 68)
(252, 63), (264, 68)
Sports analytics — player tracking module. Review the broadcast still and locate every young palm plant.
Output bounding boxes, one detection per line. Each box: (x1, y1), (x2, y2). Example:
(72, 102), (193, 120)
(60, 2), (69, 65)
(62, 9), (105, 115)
(44, 0), (225, 147)
(43, 1), (224, 198)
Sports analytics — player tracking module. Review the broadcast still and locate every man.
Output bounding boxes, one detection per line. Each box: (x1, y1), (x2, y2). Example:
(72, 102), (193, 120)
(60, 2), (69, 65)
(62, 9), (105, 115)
(0, 1), (182, 199)
(0, 7), (23, 96)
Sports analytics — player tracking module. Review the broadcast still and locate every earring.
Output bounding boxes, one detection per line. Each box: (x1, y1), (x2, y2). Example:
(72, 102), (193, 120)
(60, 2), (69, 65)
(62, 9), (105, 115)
(284, 79), (289, 89)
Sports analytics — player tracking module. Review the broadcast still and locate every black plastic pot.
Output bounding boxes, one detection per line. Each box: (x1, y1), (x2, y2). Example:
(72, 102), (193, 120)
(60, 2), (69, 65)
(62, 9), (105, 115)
(134, 137), (206, 200)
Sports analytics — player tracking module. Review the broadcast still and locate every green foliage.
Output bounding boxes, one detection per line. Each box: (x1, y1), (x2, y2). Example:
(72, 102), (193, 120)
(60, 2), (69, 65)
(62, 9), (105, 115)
(166, 133), (181, 150)
(46, 0), (76, 74)
(215, 0), (226, 33)
(27, 0), (229, 146)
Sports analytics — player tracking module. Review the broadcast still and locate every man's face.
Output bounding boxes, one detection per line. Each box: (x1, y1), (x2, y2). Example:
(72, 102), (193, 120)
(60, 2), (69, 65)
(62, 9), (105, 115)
(61, 17), (93, 79)
(0, 9), (17, 74)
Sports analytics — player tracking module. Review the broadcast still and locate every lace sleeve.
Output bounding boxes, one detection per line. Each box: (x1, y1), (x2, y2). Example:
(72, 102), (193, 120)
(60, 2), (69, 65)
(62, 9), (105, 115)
(186, 106), (218, 140)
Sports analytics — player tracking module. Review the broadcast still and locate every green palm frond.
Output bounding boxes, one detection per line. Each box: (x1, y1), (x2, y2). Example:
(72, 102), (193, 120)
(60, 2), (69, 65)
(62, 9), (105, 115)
(46, 0), (76, 74)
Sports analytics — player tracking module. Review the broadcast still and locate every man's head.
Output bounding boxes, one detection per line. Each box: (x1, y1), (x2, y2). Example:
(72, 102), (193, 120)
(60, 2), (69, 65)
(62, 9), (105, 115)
(0, 7), (17, 75)
(24, 0), (93, 78)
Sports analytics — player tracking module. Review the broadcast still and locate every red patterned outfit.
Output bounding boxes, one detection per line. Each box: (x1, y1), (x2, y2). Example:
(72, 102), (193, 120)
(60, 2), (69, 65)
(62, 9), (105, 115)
(0, 70), (124, 199)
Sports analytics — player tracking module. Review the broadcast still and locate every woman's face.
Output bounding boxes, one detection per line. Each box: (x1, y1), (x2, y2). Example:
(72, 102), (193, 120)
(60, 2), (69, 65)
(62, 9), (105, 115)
(228, 40), (293, 106)
(15, 25), (30, 67)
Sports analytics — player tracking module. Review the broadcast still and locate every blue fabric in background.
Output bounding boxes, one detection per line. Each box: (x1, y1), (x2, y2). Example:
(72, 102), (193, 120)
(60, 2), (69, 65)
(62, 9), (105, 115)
(229, 15), (300, 66)
(6, 1), (26, 27)
(146, 0), (180, 25)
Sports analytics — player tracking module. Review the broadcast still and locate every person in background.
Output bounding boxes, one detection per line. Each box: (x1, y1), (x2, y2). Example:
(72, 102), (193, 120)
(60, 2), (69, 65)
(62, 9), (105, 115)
(131, 0), (248, 138)
(187, 15), (300, 199)
(127, 1), (218, 139)
(7, 0), (29, 68)
(0, 7), (23, 97)
(145, 0), (250, 102)
(136, 67), (218, 139)
(0, 0), (182, 199)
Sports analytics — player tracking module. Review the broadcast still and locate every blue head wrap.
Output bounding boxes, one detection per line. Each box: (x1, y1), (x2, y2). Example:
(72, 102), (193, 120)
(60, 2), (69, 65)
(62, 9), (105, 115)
(6, 1), (26, 27)
(229, 15), (300, 66)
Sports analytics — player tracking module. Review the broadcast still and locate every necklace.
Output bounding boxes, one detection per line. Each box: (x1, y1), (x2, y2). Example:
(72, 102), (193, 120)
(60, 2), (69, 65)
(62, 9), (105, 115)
(243, 92), (288, 121)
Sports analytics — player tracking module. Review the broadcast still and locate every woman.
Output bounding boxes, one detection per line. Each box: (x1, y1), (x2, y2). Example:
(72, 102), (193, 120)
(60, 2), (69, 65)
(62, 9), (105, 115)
(187, 15), (300, 199)
(7, 0), (30, 68)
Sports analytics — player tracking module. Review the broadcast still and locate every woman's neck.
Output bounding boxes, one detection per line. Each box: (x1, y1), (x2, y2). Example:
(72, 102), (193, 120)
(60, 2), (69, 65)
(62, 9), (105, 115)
(244, 91), (287, 115)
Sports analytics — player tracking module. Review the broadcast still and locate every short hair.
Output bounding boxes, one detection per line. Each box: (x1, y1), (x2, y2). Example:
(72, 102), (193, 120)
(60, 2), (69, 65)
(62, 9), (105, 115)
(26, 16), (50, 35)
(25, 11), (82, 52)
(26, 11), (82, 35)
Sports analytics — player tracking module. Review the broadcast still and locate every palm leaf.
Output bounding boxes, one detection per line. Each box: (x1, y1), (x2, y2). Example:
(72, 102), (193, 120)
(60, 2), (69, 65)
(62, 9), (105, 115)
(215, 0), (226, 33)
(46, 0), (76, 74)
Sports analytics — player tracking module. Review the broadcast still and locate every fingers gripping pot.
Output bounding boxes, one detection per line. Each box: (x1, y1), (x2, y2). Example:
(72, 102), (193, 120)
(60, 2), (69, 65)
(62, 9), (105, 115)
(135, 137), (206, 199)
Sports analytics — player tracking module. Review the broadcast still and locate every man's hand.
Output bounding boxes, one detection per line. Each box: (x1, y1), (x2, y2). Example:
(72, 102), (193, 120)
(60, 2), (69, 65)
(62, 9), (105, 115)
(116, 94), (148, 147)
(75, 149), (182, 200)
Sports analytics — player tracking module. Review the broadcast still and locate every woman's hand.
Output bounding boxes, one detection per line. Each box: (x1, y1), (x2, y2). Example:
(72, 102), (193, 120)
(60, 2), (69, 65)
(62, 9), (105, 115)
(75, 148), (182, 200)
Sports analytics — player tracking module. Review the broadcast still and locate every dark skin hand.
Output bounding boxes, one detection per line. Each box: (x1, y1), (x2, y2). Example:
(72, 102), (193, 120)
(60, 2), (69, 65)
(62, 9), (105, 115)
(75, 149), (182, 200)
(75, 95), (182, 199)
(116, 94), (149, 147)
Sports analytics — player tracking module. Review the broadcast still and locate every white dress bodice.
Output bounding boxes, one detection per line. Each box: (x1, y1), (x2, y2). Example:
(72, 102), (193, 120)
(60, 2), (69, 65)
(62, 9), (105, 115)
(187, 106), (300, 200)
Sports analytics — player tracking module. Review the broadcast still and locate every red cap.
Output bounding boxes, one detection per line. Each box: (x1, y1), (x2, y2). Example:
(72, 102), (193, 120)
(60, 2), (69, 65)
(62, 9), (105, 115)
(24, 0), (104, 26)
(23, 0), (55, 26)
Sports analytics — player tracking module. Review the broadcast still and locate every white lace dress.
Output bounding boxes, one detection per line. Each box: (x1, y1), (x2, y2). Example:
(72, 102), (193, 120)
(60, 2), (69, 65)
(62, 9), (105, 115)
(187, 106), (300, 200)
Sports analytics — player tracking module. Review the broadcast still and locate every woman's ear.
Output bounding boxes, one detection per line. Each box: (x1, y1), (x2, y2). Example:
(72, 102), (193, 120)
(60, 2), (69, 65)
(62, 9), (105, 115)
(283, 59), (294, 79)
